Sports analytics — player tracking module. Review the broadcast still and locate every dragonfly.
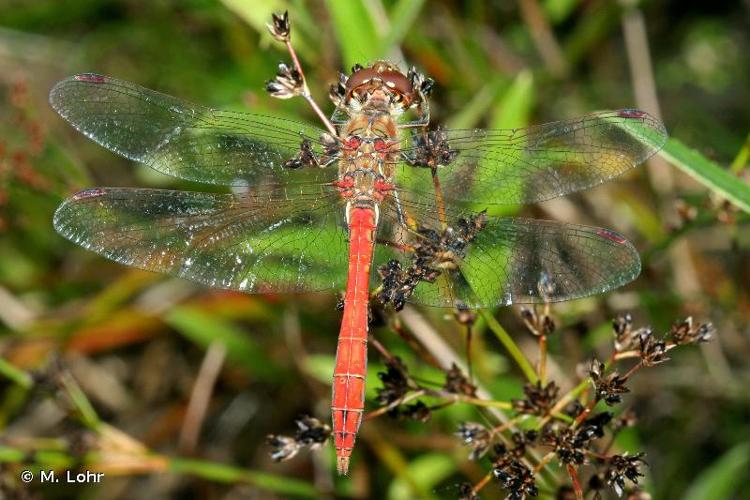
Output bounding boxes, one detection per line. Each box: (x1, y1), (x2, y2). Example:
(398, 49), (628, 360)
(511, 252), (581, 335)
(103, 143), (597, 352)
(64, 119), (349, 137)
(50, 14), (667, 476)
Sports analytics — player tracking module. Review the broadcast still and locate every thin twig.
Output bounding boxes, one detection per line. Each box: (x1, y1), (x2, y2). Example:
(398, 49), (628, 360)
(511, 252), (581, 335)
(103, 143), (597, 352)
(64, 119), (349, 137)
(517, 0), (568, 77)
(567, 463), (584, 500)
(538, 334), (548, 385)
(466, 324), (474, 381)
(280, 25), (337, 136)
(365, 390), (426, 420)
(179, 341), (226, 454)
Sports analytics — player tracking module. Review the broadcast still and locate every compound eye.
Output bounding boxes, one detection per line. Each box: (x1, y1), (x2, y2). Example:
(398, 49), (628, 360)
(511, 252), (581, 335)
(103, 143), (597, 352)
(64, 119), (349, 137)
(373, 138), (389, 152)
(344, 136), (362, 150)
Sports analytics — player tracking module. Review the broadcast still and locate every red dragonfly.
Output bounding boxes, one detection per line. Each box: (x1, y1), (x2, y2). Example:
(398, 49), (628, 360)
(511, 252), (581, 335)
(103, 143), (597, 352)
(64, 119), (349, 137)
(50, 15), (666, 476)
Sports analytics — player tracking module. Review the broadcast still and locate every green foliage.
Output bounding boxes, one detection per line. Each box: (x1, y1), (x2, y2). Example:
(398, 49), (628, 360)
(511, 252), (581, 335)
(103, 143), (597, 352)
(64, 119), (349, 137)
(659, 138), (750, 213)
(683, 442), (750, 500)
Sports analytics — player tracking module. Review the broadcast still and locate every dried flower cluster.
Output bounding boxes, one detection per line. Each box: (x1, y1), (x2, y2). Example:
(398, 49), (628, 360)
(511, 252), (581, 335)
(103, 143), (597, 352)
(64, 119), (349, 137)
(403, 127), (459, 170)
(266, 415), (330, 462)
(266, 62), (304, 99)
(520, 305), (556, 337)
(266, 10), (291, 42)
(512, 381), (559, 415)
(377, 212), (488, 310)
(444, 363), (478, 397)
(375, 356), (412, 407)
(445, 313), (715, 499)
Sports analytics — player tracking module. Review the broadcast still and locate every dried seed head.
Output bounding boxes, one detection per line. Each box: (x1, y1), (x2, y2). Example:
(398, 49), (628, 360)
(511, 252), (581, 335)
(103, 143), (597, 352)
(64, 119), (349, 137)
(294, 415), (330, 448)
(403, 126), (458, 169)
(520, 305), (555, 336)
(266, 62), (304, 99)
(266, 414), (330, 463)
(542, 425), (587, 465)
(510, 430), (539, 457)
(669, 317), (714, 345)
(493, 459), (538, 499)
(443, 363), (477, 396)
(542, 414), (609, 466)
(267, 11), (291, 42)
(454, 301), (477, 326)
(613, 313), (653, 352)
(577, 412), (612, 442)
(266, 434), (300, 462)
(456, 422), (491, 460)
(604, 453), (646, 497)
(512, 381), (559, 415)
(400, 401), (431, 422)
(563, 400), (585, 419)
(638, 334), (669, 366)
(591, 363), (630, 406)
(376, 356), (410, 406)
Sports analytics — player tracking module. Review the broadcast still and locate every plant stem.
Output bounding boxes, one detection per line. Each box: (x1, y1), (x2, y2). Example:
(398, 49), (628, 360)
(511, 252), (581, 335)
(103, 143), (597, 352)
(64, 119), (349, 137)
(0, 357), (33, 389)
(482, 311), (538, 383)
(280, 37), (338, 137)
(538, 334), (548, 385)
(567, 463), (584, 500)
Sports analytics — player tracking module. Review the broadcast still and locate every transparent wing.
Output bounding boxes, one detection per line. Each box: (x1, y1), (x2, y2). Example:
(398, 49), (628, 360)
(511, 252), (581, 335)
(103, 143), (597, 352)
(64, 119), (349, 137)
(49, 74), (333, 186)
(54, 186), (348, 293)
(375, 197), (641, 308)
(394, 110), (667, 205)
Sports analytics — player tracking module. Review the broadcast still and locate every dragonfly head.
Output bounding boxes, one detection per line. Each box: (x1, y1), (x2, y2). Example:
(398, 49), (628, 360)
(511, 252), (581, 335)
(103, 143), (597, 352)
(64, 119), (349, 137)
(329, 62), (432, 127)
(342, 61), (420, 114)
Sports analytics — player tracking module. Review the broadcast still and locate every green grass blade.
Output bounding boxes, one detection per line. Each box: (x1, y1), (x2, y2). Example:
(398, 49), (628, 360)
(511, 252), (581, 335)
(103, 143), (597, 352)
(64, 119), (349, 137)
(659, 137), (750, 214)
(388, 453), (455, 500)
(446, 80), (505, 129)
(382, 0), (427, 51)
(165, 307), (278, 378)
(323, 0), (382, 68)
(683, 442), (750, 500)
(169, 457), (319, 498)
(490, 69), (535, 129)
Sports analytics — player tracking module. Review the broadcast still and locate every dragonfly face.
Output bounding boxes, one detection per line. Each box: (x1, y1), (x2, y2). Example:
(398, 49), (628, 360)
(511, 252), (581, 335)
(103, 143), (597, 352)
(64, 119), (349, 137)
(50, 50), (667, 475)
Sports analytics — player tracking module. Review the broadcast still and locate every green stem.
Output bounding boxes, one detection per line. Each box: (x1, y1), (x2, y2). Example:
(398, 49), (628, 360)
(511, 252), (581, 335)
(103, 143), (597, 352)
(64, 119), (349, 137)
(0, 357), (33, 389)
(481, 311), (538, 383)
(729, 131), (750, 174)
(169, 457), (319, 498)
(0, 444), (319, 498)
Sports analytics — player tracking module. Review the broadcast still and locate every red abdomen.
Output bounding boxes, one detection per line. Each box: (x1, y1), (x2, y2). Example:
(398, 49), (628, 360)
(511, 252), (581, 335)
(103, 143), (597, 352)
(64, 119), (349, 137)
(332, 206), (376, 475)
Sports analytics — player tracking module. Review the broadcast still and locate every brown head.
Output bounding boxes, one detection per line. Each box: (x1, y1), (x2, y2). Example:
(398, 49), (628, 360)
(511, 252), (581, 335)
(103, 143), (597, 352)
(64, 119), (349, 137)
(343, 61), (417, 110)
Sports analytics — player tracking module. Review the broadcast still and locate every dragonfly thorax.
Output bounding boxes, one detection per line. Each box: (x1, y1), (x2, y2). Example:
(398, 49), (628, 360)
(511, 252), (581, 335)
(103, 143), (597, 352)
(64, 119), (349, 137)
(334, 110), (398, 208)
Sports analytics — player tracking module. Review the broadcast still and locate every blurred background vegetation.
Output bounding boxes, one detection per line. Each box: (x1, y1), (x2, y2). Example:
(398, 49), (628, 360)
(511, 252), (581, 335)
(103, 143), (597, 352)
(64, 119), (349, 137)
(0, 0), (749, 498)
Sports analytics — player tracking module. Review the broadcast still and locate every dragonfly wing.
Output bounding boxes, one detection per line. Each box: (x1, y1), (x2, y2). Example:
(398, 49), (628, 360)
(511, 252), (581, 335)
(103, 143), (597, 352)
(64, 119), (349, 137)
(395, 110), (667, 205)
(376, 200), (640, 308)
(54, 186), (348, 293)
(50, 74), (333, 186)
